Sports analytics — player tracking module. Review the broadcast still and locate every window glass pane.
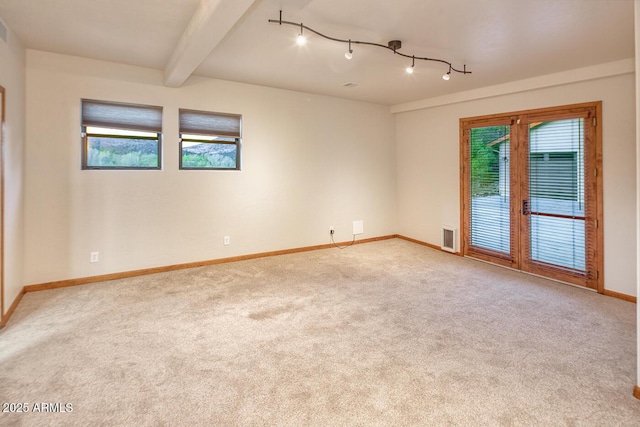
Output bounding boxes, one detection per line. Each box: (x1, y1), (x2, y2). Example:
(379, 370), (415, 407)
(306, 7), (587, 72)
(82, 99), (162, 170)
(87, 126), (156, 138)
(469, 125), (511, 254)
(529, 119), (584, 216)
(181, 133), (218, 142)
(178, 108), (241, 170)
(528, 118), (586, 271)
(86, 135), (159, 168)
(181, 142), (237, 169)
(530, 215), (585, 271)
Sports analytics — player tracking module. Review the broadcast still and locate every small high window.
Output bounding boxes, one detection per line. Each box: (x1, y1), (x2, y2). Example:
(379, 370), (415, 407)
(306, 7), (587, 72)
(81, 99), (162, 169)
(179, 109), (241, 170)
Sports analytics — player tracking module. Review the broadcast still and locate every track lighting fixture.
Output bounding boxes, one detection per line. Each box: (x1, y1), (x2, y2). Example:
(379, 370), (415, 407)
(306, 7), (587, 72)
(269, 10), (471, 78)
(345, 39), (353, 60)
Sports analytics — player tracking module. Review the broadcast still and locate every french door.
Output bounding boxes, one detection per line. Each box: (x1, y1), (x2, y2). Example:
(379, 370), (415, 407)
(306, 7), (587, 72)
(460, 102), (603, 291)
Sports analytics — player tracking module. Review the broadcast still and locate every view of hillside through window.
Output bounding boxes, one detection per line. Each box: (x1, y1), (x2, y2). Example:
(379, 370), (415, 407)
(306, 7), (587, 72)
(180, 134), (238, 169)
(85, 126), (159, 168)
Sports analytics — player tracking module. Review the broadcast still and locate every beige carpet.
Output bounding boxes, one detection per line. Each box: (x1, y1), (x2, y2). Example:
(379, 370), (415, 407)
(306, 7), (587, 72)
(1, 238), (638, 426)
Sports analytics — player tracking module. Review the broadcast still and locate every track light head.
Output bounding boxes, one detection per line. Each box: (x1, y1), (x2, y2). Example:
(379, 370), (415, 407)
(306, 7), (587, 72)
(296, 23), (306, 45)
(442, 65), (452, 80)
(345, 39), (353, 59)
(406, 56), (415, 74)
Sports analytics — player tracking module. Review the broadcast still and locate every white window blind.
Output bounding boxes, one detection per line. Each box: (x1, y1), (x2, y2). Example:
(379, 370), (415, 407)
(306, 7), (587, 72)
(82, 99), (163, 133)
(528, 118), (586, 271)
(179, 109), (241, 138)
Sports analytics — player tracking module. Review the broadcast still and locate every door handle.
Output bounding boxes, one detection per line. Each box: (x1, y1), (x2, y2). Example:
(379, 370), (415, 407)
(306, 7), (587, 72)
(522, 199), (529, 215)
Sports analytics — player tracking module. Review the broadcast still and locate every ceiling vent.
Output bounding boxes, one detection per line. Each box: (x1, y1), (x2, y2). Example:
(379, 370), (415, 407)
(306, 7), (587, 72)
(0, 20), (7, 44)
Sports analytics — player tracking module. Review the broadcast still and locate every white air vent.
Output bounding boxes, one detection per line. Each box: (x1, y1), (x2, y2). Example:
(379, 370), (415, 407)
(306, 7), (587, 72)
(0, 20), (7, 44)
(441, 226), (456, 253)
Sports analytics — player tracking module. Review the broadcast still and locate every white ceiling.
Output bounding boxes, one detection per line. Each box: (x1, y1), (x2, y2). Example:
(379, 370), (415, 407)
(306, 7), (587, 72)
(0, 0), (634, 105)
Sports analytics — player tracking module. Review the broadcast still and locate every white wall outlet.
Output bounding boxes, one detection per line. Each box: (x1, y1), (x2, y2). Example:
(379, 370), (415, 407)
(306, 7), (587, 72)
(90, 252), (99, 263)
(223, 236), (230, 245)
(353, 220), (364, 235)
(329, 226), (335, 234)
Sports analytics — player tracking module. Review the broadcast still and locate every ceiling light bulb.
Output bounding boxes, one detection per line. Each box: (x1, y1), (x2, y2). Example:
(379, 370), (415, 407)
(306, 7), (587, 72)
(296, 34), (307, 46)
(442, 73), (450, 81)
(406, 66), (414, 74)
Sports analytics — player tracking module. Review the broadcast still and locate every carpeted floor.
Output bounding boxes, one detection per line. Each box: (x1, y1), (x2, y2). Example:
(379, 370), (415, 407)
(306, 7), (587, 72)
(0, 238), (638, 426)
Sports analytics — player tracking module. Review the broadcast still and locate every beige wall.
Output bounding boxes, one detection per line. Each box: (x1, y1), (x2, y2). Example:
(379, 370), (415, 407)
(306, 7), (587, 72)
(395, 71), (637, 297)
(23, 50), (397, 285)
(19, 50), (639, 299)
(0, 21), (25, 317)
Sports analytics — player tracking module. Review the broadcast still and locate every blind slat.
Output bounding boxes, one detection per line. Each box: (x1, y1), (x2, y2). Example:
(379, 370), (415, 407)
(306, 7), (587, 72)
(82, 99), (163, 133)
(179, 109), (241, 138)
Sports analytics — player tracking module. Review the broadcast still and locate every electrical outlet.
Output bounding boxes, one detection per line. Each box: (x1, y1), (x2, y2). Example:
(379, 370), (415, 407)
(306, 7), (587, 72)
(223, 236), (230, 245)
(90, 252), (99, 263)
(329, 226), (334, 234)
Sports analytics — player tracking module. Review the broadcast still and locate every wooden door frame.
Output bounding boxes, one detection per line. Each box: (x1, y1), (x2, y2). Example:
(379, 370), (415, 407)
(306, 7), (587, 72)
(460, 101), (604, 293)
(0, 85), (5, 323)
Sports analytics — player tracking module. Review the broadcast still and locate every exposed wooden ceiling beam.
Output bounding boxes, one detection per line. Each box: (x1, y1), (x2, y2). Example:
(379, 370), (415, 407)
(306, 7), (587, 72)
(164, 0), (259, 88)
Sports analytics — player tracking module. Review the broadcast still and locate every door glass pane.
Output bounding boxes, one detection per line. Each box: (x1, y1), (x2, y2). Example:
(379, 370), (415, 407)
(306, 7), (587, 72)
(530, 215), (585, 270)
(528, 119), (585, 271)
(469, 125), (511, 254)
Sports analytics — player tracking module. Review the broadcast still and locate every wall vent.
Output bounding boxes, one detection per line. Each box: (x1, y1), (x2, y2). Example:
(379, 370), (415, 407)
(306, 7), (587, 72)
(0, 19), (7, 44)
(441, 226), (456, 253)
